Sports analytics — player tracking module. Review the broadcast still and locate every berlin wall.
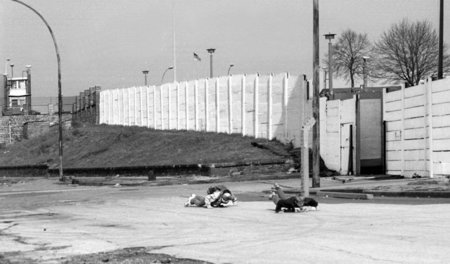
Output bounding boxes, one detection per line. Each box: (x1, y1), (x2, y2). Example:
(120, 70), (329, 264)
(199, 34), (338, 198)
(99, 73), (312, 148)
(383, 78), (450, 177)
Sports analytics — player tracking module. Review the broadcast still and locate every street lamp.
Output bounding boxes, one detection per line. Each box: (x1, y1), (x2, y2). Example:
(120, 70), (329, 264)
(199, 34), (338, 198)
(324, 33), (336, 97)
(142, 70), (149, 86)
(322, 67), (328, 90)
(161, 66), (174, 84)
(10, 64), (14, 78)
(362, 56), (370, 89)
(207, 48), (216, 78)
(4, 59), (10, 75)
(11, 0), (65, 181)
(227, 64), (234, 75)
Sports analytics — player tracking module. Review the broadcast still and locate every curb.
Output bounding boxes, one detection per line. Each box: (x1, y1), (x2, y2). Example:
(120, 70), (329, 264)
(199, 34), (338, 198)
(317, 188), (450, 198)
(316, 190), (374, 200)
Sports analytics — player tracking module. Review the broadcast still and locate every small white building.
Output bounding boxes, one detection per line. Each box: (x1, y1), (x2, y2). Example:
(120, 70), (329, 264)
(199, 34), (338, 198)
(1, 66), (32, 115)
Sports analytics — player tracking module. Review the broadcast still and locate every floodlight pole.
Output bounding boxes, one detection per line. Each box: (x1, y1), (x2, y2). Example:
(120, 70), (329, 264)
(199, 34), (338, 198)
(161, 66), (174, 84)
(227, 64), (234, 75)
(363, 56), (370, 88)
(324, 33), (335, 98)
(11, 0), (65, 181)
(142, 70), (149, 86)
(207, 48), (216, 78)
(10, 64), (14, 78)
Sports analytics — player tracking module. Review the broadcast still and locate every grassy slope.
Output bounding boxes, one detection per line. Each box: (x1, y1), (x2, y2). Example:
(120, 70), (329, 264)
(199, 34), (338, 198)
(0, 123), (290, 168)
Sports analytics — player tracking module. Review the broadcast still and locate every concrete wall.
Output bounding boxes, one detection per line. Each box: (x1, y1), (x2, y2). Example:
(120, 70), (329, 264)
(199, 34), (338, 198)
(383, 78), (450, 178)
(99, 73), (312, 148)
(320, 97), (356, 174)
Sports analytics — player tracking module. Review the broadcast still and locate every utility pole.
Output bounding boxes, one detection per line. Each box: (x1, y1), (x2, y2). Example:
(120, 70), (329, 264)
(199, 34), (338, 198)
(312, 0), (320, 188)
(438, 0), (444, 79)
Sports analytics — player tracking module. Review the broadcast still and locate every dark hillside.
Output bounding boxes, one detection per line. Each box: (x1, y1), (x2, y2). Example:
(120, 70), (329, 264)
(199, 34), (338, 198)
(0, 123), (291, 169)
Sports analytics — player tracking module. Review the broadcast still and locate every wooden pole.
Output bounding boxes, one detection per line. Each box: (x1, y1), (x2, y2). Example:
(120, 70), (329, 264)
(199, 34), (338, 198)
(438, 0), (444, 79)
(312, 0), (321, 187)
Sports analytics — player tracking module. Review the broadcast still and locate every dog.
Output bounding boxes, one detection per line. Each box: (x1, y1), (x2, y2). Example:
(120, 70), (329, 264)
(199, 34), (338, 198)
(275, 197), (319, 213)
(275, 196), (303, 213)
(302, 197), (319, 210)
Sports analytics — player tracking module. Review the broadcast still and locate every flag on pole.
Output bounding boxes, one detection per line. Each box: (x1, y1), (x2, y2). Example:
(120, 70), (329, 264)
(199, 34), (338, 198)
(193, 52), (201, 62)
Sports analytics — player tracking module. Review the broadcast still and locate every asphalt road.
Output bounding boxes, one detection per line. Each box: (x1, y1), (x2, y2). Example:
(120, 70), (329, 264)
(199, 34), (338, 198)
(1, 178), (450, 264)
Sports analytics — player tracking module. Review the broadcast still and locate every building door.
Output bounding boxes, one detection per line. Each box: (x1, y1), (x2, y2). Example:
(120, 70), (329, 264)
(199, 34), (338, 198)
(340, 123), (353, 175)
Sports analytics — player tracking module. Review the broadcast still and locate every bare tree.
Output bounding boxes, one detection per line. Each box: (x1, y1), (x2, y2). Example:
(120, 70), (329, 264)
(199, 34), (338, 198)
(326, 29), (372, 88)
(374, 19), (450, 86)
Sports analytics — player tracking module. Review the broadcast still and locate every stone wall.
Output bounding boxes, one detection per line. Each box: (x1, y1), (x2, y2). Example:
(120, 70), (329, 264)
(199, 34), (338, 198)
(0, 114), (72, 145)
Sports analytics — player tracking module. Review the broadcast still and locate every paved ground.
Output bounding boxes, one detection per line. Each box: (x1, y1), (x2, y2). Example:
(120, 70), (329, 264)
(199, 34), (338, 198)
(1, 177), (450, 263)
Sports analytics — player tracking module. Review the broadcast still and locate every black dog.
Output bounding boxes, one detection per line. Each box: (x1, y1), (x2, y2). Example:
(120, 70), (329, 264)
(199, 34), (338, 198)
(303, 197), (319, 209)
(275, 196), (302, 213)
(275, 197), (319, 213)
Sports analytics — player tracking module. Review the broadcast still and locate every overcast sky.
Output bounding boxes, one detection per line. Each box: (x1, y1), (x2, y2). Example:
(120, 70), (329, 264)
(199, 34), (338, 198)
(1, 0), (448, 96)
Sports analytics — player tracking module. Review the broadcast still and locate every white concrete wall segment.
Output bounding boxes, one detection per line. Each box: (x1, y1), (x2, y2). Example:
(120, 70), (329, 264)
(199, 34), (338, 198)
(98, 73), (310, 148)
(431, 78), (450, 176)
(319, 98), (356, 173)
(383, 78), (450, 177)
(320, 99), (341, 171)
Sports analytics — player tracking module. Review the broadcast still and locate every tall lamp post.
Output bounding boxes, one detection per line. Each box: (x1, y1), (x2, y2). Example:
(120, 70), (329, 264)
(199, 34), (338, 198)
(227, 64), (234, 75)
(142, 70), (149, 86)
(11, 0), (65, 181)
(324, 33), (336, 98)
(322, 67), (328, 90)
(161, 66), (174, 84)
(207, 48), (216, 78)
(362, 56), (370, 88)
(10, 64), (14, 78)
(4, 59), (10, 75)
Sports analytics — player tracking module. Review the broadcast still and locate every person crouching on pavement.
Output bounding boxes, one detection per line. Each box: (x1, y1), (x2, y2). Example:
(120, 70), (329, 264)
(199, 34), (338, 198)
(185, 185), (237, 208)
